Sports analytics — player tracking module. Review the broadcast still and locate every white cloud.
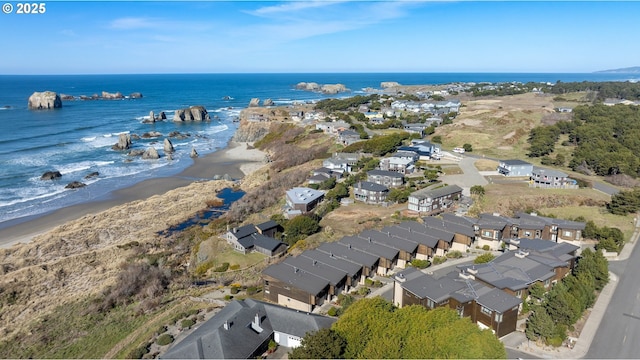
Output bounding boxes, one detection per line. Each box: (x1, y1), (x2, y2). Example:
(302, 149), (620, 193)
(250, 0), (347, 16)
(109, 17), (158, 30)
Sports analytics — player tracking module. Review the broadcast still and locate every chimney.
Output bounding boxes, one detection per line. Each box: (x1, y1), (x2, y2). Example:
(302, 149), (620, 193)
(313, 260), (318, 266)
(254, 313), (261, 327)
(294, 267), (299, 273)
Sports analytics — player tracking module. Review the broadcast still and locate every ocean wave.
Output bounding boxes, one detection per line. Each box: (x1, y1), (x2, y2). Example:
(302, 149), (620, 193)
(81, 136), (97, 142)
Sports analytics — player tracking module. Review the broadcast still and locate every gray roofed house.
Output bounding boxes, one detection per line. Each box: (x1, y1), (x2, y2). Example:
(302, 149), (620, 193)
(262, 262), (330, 297)
(367, 169), (405, 188)
(531, 166), (577, 189)
(476, 288), (523, 314)
(256, 220), (280, 235)
(224, 222), (286, 256)
(283, 256), (348, 289)
(161, 299), (335, 359)
(423, 216), (475, 238)
(360, 229), (418, 254)
(353, 181), (389, 204)
(299, 249), (363, 287)
(408, 185), (463, 215)
(339, 235), (398, 262)
(308, 173), (330, 185)
(316, 242), (379, 273)
(497, 159), (533, 177)
(286, 187), (325, 213)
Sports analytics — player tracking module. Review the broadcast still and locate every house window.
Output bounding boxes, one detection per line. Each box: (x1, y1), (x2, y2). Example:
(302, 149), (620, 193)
(264, 281), (269, 285)
(515, 290), (522, 298)
(544, 279), (550, 287)
(563, 230), (572, 237)
(495, 313), (503, 323)
(482, 230), (493, 238)
(524, 231), (531, 237)
(438, 299), (449, 306)
(426, 298), (435, 309)
(481, 306), (492, 316)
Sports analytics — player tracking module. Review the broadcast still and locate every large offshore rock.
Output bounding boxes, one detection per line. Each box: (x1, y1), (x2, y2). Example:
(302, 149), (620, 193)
(112, 133), (132, 150)
(163, 138), (175, 154)
(142, 147), (160, 160)
(102, 91), (124, 99)
(248, 98), (260, 107)
(28, 91), (62, 110)
(41, 171), (62, 180)
(173, 106), (210, 121)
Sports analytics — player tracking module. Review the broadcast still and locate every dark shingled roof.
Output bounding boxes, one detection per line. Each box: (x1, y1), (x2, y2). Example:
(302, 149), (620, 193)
(256, 220), (279, 232)
(515, 212), (586, 230)
(251, 234), (286, 252)
(354, 181), (389, 192)
(317, 242), (379, 269)
(381, 225), (439, 248)
(230, 224), (258, 240)
(367, 169), (405, 178)
(478, 213), (514, 230)
(359, 229), (418, 253)
(409, 184), (463, 200)
(262, 262), (329, 295)
(161, 299), (335, 359)
(339, 235), (399, 261)
(423, 216), (475, 238)
(283, 256), (347, 287)
(299, 249), (362, 278)
(477, 288), (523, 313)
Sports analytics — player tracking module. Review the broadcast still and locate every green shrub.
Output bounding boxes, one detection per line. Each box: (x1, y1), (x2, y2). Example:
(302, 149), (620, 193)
(127, 344), (149, 359)
(546, 336), (563, 347)
(373, 280), (383, 288)
(230, 286), (240, 295)
(432, 256), (447, 265)
(194, 260), (214, 276)
(446, 250), (463, 259)
(474, 253), (495, 264)
(364, 278), (374, 286)
(327, 306), (338, 317)
(358, 287), (371, 296)
(181, 318), (196, 329)
(156, 325), (167, 335)
(156, 334), (174, 346)
(410, 259), (431, 269)
(246, 286), (258, 295)
(229, 264), (240, 271)
(214, 262), (230, 272)
(482, 245), (490, 251)
(224, 294), (233, 301)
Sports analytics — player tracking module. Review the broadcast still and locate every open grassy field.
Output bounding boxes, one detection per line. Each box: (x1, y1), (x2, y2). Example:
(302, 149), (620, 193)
(474, 159), (499, 171)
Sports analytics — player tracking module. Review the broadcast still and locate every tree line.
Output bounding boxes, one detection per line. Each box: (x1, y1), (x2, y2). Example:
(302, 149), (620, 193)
(550, 81), (640, 101)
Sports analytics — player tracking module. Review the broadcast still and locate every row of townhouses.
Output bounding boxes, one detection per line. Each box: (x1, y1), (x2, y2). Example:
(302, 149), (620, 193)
(261, 213), (585, 336)
(497, 159), (578, 189)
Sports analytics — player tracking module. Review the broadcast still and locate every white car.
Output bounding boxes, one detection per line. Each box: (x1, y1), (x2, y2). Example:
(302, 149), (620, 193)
(452, 147), (465, 154)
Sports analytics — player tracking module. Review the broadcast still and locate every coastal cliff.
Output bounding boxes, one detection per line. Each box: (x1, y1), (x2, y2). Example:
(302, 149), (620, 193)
(232, 119), (270, 142)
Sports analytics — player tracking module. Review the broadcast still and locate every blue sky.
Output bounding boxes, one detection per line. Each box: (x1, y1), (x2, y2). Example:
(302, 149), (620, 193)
(2, 1), (639, 74)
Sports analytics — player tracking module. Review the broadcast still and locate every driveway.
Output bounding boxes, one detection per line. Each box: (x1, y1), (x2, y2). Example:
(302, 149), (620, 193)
(439, 155), (488, 196)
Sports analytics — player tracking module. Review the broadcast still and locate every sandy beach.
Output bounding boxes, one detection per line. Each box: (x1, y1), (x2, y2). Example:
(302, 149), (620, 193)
(0, 141), (266, 249)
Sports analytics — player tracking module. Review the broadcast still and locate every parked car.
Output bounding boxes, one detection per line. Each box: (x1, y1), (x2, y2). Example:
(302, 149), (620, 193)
(452, 147), (465, 153)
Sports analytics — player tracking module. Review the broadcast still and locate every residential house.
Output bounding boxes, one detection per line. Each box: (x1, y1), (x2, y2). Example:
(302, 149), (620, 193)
(423, 215), (474, 252)
(316, 241), (379, 281)
(497, 159), (534, 177)
(380, 224), (439, 260)
(312, 167), (342, 180)
(530, 167), (577, 189)
(393, 268), (521, 337)
(262, 262), (330, 312)
(367, 169), (405, 188)
(299, 249), (363, 290)
(379, 156), (415, 174)
(282, 256), (348, 301)
(315, 121), (350, 135)
(308, 173), (331, 185)
(161, 299), (335, 359)
(285, 187), (325, 214)
(395, 221), (454, 257)
(359, 229), (418, 268)
(353, 181), (389, 205)
(408, 185), (463, 216)
(472, 213), (515, 250)
(514, 212), (585, 245)
(337, 129), (362, 146)
(339, 235), (399, 275)
(223, 221), (286, 256)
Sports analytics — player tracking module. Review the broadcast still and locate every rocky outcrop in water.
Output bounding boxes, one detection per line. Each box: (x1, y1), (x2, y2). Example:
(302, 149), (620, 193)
(248, 98), (260, 107)
(84, 172), (99, 179)
(295, 82), (348, 94)
(112, 134), (132, 150)
(173, 106), (210, 122)
(164, 138), (175, 154)
(142, 147), (160, 160)
(296, 82), (320, 91)
(128, 149), (145, 157)
(141, 131), (162, 139)
(41, 171), (62, 180)
(263, 99), (274, 106)
(190, 148), (199, 158)
(28, 91), (62, 110)
(129, 92), (143, 99)
(65, 181), (86, 189)
(59, 94), (75, 101)
(381, 81), (401, 88)
(102, 91), (124, 100)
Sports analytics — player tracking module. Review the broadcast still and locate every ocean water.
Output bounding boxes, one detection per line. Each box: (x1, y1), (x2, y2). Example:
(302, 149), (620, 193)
(0, 72), (635, 226)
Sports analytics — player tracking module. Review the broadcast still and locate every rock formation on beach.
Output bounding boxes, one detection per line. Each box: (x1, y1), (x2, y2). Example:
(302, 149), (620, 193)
(101, 91), (124, 100)
(263, 99), (274, 106)
(142, 147), (160, 160)
(163, 138), (175, 154)
(28, 91), (62, 110)
(41, 171), (62, 180)
(248, 98), (260, 107)
(112, 133), (132, 151)
(173, 106), (210, 122)
(65, 181), (86, 189)
(295, 82), (349, 94)
(381, 81), (401, 88)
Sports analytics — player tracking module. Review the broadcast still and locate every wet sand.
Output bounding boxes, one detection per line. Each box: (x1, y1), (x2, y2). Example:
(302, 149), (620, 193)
(0, 141), (266, 248)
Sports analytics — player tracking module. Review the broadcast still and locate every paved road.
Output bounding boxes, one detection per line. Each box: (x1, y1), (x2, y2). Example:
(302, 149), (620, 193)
(440, 155), (488, 196)
(592, 181), (620, 196)
(585, 241), (640, 358)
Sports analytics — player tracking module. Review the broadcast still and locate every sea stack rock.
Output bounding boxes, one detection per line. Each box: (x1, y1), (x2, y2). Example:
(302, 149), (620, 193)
(142, 147), (160, 160)
(173, 106), (210, 122)
(296, 82), (320, 91)
(163, 138), (175, 154)
(263, 99), (274, 106)
(321, 84), (348, 94)
(84, 172), (99, 179)
(41, 171), (62, 180)
(129, 92), (143, 99)
(158, 111), (166, 120)
(248, 98), (260, 107)
(28, 91), (62, 110)
(381, 82), (401, 88)
(112, 133), (132, 151)
(65, 181), (86, 189)
(148, 111), (156, 123)
(102, 91), (124, 100)
(190, 148), (199, 158)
